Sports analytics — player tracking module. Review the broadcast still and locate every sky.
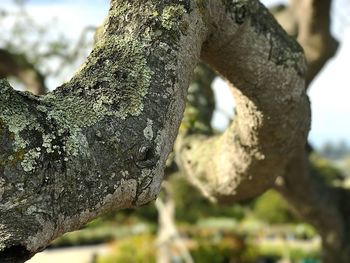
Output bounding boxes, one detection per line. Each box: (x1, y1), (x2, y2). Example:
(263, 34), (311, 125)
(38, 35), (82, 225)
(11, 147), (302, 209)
(1, 0), (350, 149)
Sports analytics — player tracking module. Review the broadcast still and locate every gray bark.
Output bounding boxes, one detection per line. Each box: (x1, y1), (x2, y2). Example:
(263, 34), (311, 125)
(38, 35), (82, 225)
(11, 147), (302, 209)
(0, 0), (310, 262)
(176, 0), (310, 203)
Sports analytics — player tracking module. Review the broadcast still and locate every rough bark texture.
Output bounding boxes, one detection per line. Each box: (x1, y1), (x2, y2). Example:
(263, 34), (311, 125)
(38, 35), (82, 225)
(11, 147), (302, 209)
(176, 0), (310, 203)
(0, 0), (310, 262)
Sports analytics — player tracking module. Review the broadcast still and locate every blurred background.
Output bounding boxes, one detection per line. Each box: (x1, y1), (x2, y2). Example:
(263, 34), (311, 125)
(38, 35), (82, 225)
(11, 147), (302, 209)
(1, 0), (350, 262)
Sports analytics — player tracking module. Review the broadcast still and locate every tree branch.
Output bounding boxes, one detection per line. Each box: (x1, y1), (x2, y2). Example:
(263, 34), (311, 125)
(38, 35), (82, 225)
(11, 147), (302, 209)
(176, 0), (310, 203)
(0, 0), (310, 261)
(290, 0), (338, 85)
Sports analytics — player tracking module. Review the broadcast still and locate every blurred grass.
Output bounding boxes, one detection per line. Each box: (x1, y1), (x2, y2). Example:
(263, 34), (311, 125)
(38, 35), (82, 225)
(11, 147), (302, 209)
(50, 223), (154, 248)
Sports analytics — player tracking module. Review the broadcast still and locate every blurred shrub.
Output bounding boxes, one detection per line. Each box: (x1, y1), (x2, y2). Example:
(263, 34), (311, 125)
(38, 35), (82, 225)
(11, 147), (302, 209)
(257, 242), (320, 262)
(310, 153), (344, 186)
(51, 223), (153, 247)
(294, 224), (317, 240)
(191, 239), (235, 263)
(170, 173), (247, 223)
(190, 229), (246, 263)
(252, 190), (296, 224)
(97, 234), (156, 263)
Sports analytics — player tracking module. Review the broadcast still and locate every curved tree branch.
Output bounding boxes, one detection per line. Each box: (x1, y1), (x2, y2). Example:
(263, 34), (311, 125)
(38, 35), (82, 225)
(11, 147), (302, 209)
(0, 0), (309, 262)
(176, 0), (310, 203)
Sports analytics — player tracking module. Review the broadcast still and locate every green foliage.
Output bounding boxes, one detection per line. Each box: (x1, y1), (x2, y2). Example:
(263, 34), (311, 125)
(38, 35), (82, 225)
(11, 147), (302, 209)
(256, 242), (320, 262)
(191, 240), (234, 263)
(310, 153), (344, 185)
(170, 173), (247, 223)
(97, 235), (156, 263)
(294, 224), (317, 239)
(52, 223), (154, 247)
(191, 233), (245, 263)
(252, 190), (296, 224)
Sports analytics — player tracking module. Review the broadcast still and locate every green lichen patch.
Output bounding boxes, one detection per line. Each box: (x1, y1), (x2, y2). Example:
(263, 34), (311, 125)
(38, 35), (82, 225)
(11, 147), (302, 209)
(35, 23), (154, 159)
(21, 148), (41, 172)
(7, 149), (26, 165)
(61, 33), (153, 124)
(161, 5), (188, 33)
(0, 80), (46, 171)
(0, 80), (42, 151)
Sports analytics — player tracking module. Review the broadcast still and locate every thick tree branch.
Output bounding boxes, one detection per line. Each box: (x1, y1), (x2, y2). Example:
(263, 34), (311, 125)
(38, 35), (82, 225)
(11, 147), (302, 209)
(176, 0), (310, 203)
(0, 1), (206, 261)
(156, 181), (194, 263)
(0, 0), (310, 261)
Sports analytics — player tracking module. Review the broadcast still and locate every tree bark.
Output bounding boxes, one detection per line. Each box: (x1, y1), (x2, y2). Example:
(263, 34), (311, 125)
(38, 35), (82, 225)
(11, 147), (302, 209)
(176, 0), (310, 203)
(0, 0), (310, 262)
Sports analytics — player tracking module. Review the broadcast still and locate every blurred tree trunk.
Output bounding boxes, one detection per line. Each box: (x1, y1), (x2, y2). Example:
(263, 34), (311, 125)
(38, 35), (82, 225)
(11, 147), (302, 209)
(271, 1), (350, 262)
(156, 181), (193, 263)
(0, 49), (47, 95)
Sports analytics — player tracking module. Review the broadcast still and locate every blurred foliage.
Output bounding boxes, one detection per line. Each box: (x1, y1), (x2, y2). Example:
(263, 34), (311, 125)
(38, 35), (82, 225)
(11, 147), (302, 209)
(320, 140), (350, 160)
(310, 153), (344, 186)
(97, 235), (156, 263)
(294, 224), (318, 240)
(190, 229), (245, 263)
(256, 242), (320, 262)
(94, 229), (320, 263)
(51, 223), (154, 248)
(0, 0), (95, 86)
(252, 190), (297, 224)
(169, 173), (247, 223)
